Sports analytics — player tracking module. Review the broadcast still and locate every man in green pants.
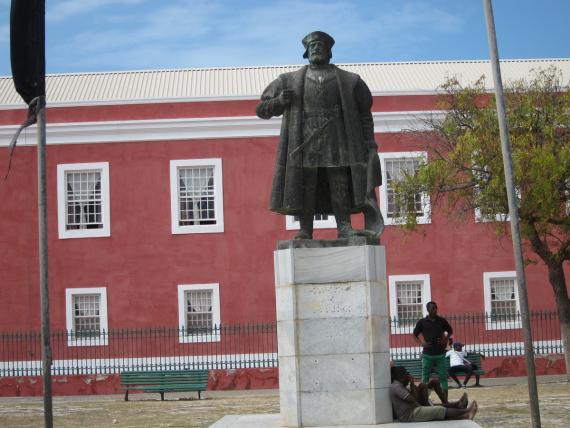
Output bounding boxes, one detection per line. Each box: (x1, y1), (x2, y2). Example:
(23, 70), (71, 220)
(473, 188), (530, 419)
(413, 301), (453, 401)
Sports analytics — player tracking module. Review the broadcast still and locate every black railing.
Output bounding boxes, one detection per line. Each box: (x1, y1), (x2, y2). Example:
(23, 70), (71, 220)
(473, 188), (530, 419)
(0, 312), (563, 377)
(389, 310), (562, 359)
(0, 323), (278, 377)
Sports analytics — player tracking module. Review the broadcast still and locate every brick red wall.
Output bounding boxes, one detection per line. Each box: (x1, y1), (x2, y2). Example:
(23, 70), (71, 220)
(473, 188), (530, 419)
(0, 95), (568, 395)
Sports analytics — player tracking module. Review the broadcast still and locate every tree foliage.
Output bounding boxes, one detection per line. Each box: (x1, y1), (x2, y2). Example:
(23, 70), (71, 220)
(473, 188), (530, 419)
(395, 67), (570, 381)
(396, 66), (570, 265)
(395, 66), (570, 377)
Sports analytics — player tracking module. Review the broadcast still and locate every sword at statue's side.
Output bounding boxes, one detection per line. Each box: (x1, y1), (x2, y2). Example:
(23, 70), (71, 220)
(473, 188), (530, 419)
(362, 149), (384, 239)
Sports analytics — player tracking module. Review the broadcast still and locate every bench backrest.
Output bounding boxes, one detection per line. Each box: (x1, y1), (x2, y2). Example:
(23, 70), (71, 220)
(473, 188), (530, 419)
(120, 370), (209, 385)
(392, 353), (483, 379)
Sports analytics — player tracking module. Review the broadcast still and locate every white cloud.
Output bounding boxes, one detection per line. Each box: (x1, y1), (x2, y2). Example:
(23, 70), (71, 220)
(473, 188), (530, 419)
(47, 0), (147, 23)
(43, 0), (466, 72)
(379, 2), (463, 33)
(53, 0), (220, 58)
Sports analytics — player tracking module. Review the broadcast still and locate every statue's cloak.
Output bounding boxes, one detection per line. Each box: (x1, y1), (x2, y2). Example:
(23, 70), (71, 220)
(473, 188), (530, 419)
(257, 65), (381, 215)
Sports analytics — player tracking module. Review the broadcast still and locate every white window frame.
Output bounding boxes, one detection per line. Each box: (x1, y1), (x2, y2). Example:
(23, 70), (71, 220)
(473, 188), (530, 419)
(474, 187), (517, 223)
(483, 271), (521, 330)
(170, 159), (224, 234)
(474, 207), (509, 223)
(57, 162), (111, 239)
(285, 214), (337, 230)
(177, 283), (221, 343)
(65, 287), (108, 347)
(388, 274), (431, 334)
(378, 152), (430, 225)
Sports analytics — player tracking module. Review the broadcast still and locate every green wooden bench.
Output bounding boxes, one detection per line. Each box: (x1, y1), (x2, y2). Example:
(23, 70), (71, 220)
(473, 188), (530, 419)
(392, 354), (485, 381)
(120, 369), (209, 401)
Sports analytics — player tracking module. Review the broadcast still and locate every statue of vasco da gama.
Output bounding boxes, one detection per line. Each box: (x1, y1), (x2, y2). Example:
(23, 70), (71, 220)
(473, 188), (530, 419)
(256, 31), (384, 240)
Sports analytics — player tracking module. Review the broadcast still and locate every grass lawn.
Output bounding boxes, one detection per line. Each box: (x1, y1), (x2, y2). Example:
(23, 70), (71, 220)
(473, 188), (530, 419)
(0, 380), (568, 427)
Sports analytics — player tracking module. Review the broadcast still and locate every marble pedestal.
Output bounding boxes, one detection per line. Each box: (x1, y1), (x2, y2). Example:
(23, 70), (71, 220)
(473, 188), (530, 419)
(274, 244), (392, 427)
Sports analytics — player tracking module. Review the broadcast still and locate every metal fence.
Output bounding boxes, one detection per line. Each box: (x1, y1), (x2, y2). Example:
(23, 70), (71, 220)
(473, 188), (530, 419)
(0, 311), (563, 377)
(389, 310), (562, 359)
(0, 323), (278, 377)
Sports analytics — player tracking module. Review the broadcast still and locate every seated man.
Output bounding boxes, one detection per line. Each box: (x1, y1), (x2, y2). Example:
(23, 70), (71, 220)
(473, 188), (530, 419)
(390, 366), (478, 423)
(446, 341), (485, 388)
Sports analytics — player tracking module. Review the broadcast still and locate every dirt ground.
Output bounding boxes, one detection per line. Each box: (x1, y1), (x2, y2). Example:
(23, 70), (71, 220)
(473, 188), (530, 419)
(0, 377), (568, 428)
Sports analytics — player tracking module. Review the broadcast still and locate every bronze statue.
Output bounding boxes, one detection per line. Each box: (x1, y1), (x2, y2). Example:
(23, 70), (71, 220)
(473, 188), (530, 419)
(257, 31), (384, 240)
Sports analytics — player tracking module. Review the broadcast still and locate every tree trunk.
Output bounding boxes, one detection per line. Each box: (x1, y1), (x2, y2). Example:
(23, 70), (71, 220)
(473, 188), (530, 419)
(546, 260), (570, 382)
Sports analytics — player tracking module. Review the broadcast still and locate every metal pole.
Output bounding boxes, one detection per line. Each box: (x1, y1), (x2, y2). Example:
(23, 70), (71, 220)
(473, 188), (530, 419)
(482, 1), (541, 427)
(37, 95), (53, 428)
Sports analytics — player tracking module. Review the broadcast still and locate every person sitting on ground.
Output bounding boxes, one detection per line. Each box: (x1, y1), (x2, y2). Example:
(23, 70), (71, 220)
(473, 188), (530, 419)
(390, 366), (470, 407)
(389, 366), (467, 408)
(389, 366), (478, 423)
(446, 341), (485, 388)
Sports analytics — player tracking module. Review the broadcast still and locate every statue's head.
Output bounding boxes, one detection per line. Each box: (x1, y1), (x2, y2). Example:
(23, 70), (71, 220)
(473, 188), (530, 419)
(302, 31), (334, 65)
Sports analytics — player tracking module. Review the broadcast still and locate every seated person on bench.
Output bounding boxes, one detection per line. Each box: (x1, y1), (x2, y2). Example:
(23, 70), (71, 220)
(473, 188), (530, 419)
(389, 366), (478, 423)
(446, 341), (485, 388)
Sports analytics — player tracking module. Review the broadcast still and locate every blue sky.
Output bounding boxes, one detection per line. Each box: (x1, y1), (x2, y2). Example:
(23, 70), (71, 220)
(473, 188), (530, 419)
(0, 0), (569, 76)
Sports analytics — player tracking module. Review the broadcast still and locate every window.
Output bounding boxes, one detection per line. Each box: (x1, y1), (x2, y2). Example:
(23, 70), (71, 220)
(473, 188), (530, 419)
(170, 159), (224, 234)
(483, 271), (521, 329)
(389, 274), (431, 333)
(474, 183), (513, 223)
(65, 287), (108, 346)
(474, 206), (509, 223)
(57, 162), (110, 239)
(472, 160), (517, 222)
(285, 213), (337, 230)
(177, 283), (220, 343)
(378, 152), (429, 225)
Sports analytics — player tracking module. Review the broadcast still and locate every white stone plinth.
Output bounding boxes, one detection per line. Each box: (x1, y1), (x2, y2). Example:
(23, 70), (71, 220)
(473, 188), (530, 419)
(274, 245), (392, 427)
(209, 414), (483, 428)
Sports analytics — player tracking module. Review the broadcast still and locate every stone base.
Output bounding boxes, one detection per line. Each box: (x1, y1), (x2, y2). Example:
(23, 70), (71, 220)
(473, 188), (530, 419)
(209, 414), (483, 428)
(274, 245), (391, 426)
(277, 236), (379, 250)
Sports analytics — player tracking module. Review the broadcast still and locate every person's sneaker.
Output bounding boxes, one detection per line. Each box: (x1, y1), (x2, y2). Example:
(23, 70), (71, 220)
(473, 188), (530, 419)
(460, 384), (467, 389)
(456, 383), (462, 389)
(474, 383), (484, 387)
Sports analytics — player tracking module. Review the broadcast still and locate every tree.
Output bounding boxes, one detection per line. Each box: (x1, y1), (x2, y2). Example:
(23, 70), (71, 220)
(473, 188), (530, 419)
(394, 66), (570, 379)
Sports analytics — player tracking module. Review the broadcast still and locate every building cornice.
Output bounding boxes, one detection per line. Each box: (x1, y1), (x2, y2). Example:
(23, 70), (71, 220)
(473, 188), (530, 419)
(0, 111), (444, 147)
(0, 91), (441, 110)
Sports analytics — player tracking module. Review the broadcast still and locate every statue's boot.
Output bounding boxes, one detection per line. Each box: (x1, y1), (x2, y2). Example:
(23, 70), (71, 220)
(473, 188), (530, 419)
(330, 168), (358, 239)
(294, 169), (317, 240)
(294, 212), (314, 240)
(336, 217), (359, 239)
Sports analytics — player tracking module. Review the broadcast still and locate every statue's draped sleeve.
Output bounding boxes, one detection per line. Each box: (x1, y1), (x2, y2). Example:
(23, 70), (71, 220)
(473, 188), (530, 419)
(256, 76), (286, 119)
(354, 78), (377, 150)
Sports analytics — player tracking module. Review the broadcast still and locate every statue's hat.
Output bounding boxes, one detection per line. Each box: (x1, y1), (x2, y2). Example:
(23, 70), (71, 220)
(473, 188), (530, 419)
(302, 31), (335, 58)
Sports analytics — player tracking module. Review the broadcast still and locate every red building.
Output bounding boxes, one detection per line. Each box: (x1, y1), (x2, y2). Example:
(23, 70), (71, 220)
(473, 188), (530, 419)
(0, 59), (568, 395)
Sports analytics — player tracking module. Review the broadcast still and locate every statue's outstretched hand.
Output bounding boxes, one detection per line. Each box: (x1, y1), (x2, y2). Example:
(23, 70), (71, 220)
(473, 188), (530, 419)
(279, 89), (294, 106)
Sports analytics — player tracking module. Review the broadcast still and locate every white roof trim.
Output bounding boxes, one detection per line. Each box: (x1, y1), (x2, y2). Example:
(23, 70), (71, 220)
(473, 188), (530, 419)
(1, 58), (568, 107)
(0, 111), (444, 146)
(0, 90), (446, 111)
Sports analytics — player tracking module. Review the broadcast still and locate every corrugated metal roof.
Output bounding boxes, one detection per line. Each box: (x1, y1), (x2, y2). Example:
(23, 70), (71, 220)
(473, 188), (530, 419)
(1, 59), (568, 107)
